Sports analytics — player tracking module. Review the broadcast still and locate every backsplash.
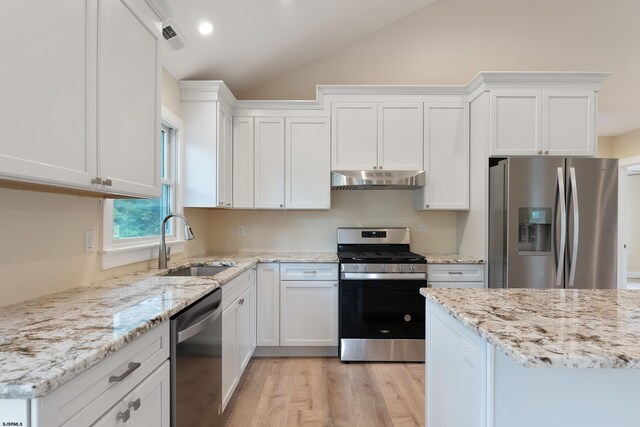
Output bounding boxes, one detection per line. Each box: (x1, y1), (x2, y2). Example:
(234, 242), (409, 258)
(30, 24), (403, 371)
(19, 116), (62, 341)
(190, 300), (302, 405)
(205, 190), (458, 254)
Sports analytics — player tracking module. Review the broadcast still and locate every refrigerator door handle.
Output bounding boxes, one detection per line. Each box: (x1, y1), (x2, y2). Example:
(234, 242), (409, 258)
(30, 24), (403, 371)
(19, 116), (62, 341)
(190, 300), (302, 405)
(568, 167), (580, 287)
(555, 167), (566, 288)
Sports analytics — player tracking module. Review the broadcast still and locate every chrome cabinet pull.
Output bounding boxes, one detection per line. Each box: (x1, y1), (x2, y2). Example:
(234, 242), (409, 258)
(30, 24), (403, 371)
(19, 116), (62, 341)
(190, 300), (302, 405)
(544, 150), (549, 155)
(117, 409), (130, 422)
(239, 298), (245, 305)
(303, 270), (317, 274)
(448, 271), (464, 275)
(109, 361), (141, 383)
(373, 166), (377, 170)
(128, 397), (141, 411)
(538, 150), (543, 155)
(91, 177), (102, 185)
(102, 179), (112, 186)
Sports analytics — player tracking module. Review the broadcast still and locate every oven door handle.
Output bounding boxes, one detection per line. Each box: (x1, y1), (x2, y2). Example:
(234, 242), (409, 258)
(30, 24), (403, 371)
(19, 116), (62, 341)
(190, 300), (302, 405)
(341, 272), (427, 280)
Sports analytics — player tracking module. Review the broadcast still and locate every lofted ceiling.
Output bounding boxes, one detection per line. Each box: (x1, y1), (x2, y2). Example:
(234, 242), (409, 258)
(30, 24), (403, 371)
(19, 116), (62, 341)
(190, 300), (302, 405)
(149, 0), (640, 137)
(153, 0), (436, 95)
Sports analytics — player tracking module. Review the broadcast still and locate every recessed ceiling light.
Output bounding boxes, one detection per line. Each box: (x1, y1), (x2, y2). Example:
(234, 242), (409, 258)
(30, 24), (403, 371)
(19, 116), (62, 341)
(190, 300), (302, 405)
(198, 22), (213, 35)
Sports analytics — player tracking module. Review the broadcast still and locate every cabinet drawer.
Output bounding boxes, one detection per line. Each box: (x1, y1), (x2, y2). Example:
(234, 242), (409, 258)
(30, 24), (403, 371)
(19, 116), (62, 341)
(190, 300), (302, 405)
(42, 322), (169, 426)
(430, 281), (485, 289)
(222, 269), (255, 311)
(427, 264), (485, 282)
(280, 263), (338, 281)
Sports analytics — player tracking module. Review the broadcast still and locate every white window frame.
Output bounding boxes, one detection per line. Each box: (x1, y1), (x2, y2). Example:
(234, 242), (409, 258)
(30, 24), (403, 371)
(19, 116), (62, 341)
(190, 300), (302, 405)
(101, 107), (185, 269)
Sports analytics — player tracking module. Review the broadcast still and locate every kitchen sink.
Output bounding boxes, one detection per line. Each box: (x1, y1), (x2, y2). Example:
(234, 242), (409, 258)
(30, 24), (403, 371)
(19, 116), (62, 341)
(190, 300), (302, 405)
(164, 265), (230, 277)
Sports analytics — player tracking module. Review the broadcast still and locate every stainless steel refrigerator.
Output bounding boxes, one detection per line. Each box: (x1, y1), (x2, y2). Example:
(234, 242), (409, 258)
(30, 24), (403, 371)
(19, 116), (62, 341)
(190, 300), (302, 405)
(489, 157), (618, 289)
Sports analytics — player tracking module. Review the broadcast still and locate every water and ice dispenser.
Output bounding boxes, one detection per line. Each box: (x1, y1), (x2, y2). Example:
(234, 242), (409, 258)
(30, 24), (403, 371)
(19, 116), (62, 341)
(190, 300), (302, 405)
(518, 208), (552, 255)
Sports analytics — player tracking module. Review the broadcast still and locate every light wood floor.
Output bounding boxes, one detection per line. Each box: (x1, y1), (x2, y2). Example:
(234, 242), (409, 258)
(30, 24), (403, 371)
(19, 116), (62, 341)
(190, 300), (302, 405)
(222, 357), (425, 427)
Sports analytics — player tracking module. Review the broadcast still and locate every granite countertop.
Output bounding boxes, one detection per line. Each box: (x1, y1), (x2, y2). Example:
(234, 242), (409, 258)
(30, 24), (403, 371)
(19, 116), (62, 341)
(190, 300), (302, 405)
(422, 253), (484, 264)
(0, 252), (337, 399)
(421, 288), (640, 369)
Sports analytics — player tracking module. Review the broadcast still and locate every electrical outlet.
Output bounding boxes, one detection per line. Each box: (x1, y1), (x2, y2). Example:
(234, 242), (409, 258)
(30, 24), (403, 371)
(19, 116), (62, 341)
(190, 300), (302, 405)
(85, 230), (95, 253)
(419, 224), (426, 235)
(237, 225), (245, 236)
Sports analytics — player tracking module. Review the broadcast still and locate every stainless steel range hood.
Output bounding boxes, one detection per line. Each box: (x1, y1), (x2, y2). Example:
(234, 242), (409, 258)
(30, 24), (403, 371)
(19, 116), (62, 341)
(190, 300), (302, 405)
(331, 170), (425, 190)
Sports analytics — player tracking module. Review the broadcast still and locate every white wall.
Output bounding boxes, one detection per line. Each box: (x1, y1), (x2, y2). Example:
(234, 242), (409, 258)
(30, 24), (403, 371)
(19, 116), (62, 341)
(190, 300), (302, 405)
(627, 175), (640, 274)
(206, 190), (457, 254)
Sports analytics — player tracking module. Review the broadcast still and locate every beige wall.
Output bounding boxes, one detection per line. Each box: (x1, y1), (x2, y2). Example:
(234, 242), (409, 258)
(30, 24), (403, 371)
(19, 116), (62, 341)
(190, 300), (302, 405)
(627, 175), (640, 273)
(238, 0), (639, 121)
(162, 68), (182, 117)
(597, 137), (614, 158)
(610, 130), (640, 159)
(0, 69), (206, 307)
(206, 190), (457, 254)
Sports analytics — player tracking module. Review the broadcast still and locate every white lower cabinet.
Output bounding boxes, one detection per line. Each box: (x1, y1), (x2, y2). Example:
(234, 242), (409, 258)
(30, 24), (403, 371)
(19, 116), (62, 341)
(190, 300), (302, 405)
(256, 263), (280, 346)
(256, 263), (339, 348)
(280, 280), (338, 346)
(427, 264), (485, 289)
(91, 361), (169, 427)
(7, 323), (171, 427)
(221, 269), (256, 411)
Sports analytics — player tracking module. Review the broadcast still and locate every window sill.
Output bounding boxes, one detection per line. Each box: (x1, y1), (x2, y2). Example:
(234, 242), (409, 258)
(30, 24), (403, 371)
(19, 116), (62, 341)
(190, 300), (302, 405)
(102, 240), (186, 270)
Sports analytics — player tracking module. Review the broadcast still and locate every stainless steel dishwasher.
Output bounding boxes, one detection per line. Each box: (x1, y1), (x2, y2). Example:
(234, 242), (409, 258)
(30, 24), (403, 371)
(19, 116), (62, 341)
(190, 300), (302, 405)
(171, 288), (222, 427)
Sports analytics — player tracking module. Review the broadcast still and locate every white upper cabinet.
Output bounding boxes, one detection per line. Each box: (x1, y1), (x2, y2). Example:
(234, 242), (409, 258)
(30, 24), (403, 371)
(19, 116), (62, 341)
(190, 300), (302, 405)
(378, 103), (424, 170)
(0, 0), (160, 197)
(489, 89), (596, 157)
(182, 97), (233, 208)
(97, 0), (160, 198)
(0, 1), (95, 189)
(285, 118), (331, 210)
(331, 103), (378, 170)
(254, 117), (285, 209)
(543, 91), (595, 156)
(416, 103), (469, 210)
(232, 117), (255, 208)
(331, 102), (423, 171)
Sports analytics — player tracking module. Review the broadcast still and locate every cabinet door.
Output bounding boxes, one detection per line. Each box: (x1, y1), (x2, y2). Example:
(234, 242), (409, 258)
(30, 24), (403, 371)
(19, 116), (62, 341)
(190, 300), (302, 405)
(378, 103), (424, 170)
(125, 361), (170, 427)
(217, 102), (233, 207)
(236, 286), (253, 375)
(232, 117), (254, 208)
(0, 0), (96, 189)
(221, 303), (238, 411)
(331, 103), (377, 170)
(182, 101), (217, 207)
(91, 402), (124, 427)
(257, 263), (280, 346)
(416, 103), (469, 210)
(285, 117), (331, 210)
(254, 117), (285, 209)
(280, 281), (338, 346)
(543, 90), (595, 156)
(490, 91), (542, 156)
(97, 0), (160, 197)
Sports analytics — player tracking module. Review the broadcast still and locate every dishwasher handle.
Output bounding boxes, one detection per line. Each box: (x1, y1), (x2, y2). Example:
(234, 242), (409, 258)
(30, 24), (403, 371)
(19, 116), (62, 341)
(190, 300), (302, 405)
(177, 303), (222, 344)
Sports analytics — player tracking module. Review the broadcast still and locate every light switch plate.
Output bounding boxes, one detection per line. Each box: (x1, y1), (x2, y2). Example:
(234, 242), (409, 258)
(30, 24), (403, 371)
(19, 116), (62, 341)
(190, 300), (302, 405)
(237, 225), (245, 236)
(419, 224), (426, 235)
(85, 230), (95, 253)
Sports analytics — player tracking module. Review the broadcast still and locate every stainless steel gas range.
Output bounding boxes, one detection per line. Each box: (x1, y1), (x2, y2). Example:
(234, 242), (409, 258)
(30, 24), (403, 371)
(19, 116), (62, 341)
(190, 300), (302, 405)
(337, 227), (427, 362)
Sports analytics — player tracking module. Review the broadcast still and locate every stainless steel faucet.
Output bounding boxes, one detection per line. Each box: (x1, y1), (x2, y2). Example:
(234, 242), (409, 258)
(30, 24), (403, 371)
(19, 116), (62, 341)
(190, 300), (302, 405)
(158, 213), (195, 269)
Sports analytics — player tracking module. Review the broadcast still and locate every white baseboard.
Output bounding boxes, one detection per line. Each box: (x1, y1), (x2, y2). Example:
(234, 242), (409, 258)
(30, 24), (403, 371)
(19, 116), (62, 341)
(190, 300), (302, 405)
(253, 346), (338, 357)
(628, 271), (640, 279)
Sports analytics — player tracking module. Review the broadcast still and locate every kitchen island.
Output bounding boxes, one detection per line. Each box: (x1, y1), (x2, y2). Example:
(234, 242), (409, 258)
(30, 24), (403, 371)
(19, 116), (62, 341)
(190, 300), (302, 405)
(421, 288), (640, 427)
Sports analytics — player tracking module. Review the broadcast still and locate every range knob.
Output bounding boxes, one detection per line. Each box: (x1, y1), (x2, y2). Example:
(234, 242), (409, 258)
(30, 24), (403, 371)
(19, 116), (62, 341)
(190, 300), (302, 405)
(353, 265), (359, 271)
(380, 265), (387, 272)
(410, 265), (416, 272)
(399, 265), (404, 272)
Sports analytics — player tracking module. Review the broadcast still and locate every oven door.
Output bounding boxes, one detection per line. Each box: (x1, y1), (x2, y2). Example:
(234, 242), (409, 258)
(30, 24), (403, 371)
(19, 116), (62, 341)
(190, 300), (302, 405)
(339, 275), (426, 340)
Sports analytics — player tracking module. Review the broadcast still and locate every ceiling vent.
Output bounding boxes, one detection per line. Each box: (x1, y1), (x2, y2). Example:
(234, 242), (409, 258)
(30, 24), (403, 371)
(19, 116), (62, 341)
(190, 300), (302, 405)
(161, 19), (188, 50)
